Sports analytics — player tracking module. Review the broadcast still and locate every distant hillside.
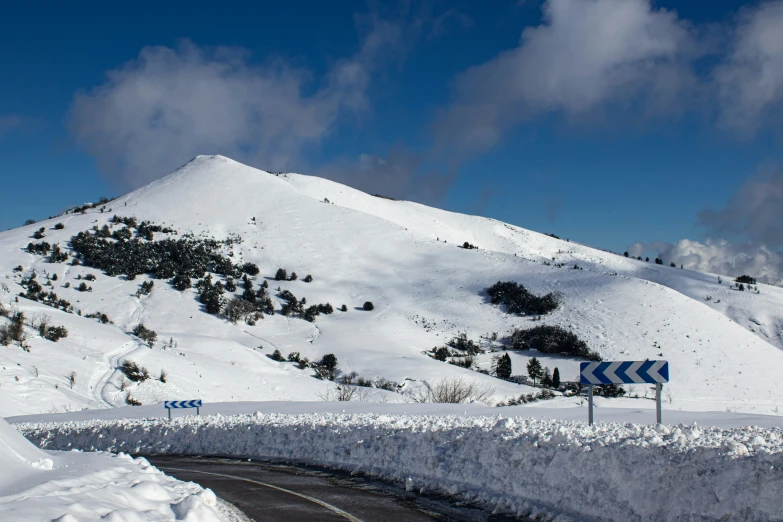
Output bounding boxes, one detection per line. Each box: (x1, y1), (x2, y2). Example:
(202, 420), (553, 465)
(1, 155), (782, 417)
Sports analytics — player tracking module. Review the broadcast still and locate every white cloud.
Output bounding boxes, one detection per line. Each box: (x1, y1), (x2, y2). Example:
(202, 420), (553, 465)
(435, 0), (696, 154)
(68, 18), (403, 190)
(699, 166), (783, 248)
(714, 1), (783, 134)
(645, 238), (783, 286)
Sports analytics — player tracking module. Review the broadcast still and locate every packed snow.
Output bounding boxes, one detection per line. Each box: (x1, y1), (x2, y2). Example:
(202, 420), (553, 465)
(16, 411), (783, 521)
(1, 154), (783, 419)
(0, 417), (223, 521)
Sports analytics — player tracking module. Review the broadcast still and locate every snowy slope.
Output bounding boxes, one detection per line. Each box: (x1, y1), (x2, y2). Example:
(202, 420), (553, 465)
(0, 417), (222, 521)
(1, 155), (783, 417)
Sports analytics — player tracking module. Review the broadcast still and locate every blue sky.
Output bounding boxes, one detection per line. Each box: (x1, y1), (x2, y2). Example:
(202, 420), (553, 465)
(2, 0), (783, 281)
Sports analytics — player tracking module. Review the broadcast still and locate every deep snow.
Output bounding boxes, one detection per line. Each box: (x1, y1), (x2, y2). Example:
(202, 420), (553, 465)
(1, 154), (783, 418)
(16, 411), (783, 522)
(0, 417), (222, 521)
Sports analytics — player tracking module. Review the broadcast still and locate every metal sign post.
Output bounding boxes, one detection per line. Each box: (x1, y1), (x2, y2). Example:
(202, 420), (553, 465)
(164, 400), (203, 420)
(580, 361), (669, 426)
(588, 385), (594, 426)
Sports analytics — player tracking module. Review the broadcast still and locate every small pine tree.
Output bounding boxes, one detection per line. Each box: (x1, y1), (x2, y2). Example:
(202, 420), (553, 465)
(494, 353), (512, 380)
(275, 268), (287, 281)
(363, 301), (374, 311)
(527, 357), (543, 384)
(433, 346), (450, 361)
(542, 367), (553, 387)
(552, 367), (561, 388)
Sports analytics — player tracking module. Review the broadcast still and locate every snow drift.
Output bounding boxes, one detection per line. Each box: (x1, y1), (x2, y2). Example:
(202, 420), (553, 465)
(0, 417), (221, 521)
(16, 412), (783, 522)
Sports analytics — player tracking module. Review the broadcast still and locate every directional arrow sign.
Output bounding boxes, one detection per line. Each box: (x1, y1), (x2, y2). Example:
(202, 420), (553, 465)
(164, 400), (203, 409)
(580, 361), (668, 384)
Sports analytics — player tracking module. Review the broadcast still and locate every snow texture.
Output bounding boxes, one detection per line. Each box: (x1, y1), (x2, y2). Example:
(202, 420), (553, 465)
(0, 417), (223, 521)
(16, 412), (783, 522)
(1, 155), (783, 419)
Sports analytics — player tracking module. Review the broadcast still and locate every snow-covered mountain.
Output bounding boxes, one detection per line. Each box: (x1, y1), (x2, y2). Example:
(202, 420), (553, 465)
(2, 154), (783, 417)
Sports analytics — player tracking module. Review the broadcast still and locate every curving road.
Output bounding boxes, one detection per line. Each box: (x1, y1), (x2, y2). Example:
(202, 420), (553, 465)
(146, 456), (516, 521)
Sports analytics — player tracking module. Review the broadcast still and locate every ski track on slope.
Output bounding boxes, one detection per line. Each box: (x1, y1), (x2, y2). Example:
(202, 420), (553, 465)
(96, 341), (141, 407)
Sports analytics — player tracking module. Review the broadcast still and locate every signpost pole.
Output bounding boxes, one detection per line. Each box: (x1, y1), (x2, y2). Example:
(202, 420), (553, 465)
(656, 383), (662, 425)
(168, 408), (171, 421)
(588, 384), (594, 426)
(197, 407), (200, 416)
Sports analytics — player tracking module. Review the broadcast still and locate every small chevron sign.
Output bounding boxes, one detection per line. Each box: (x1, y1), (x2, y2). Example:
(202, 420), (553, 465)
(164, 400), (203, 409)
(580, 360), (669, 385)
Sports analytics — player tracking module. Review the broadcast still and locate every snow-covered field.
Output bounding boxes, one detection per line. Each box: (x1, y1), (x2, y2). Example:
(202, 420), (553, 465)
(3, 154), (783, 521)
(0, 418), (226, 522)
(1, 154), (783, 419)
(16, 410), (783, 522)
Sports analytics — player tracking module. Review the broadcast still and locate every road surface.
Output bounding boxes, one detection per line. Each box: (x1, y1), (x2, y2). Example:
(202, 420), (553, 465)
(147, 456), (515, 521)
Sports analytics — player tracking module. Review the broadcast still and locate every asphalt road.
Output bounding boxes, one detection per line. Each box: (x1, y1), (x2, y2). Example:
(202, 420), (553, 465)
(146, 456), (514, 521)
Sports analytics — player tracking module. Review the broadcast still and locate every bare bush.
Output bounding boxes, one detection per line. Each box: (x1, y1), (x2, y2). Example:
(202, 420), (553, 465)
(412, 376), (495, 404)
(318, 384), (370, 402)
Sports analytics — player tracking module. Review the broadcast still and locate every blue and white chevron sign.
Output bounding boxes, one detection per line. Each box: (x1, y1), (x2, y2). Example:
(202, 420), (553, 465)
(580, 361), (669, 385)
(164, 400), (202, 409)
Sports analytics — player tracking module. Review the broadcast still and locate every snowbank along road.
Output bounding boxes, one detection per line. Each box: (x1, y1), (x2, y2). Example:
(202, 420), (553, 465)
(15, 411), (783, 522)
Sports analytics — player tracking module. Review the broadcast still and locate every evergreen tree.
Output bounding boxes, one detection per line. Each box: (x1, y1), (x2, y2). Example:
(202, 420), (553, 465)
(542, 367), (553, 387)
(275, 268), (287, 281)
(552, 367), (561, 388)
(494, 353), (512, 380)
(526, 357), (543, 384)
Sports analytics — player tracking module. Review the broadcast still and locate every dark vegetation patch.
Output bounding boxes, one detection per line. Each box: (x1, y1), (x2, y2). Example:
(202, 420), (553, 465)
(120, 360), (150, 382)
(486, 281), (561, 316)
(510, 325), (601, 361)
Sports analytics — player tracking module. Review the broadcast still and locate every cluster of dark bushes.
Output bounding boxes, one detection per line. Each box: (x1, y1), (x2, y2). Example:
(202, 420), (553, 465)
(372, 193), (397, 201)
(275, 268), (299, 281)
(270, 350), (339, 380)
(132, 324), (157, 346)
(0, 311), (26, 346)
(278, 290), (333, 322)
(27, 242), (51, 255)
(136, 280), (154, 297)
(68, 196), (116, 215)
(496, 389), (556, 407)
(447, 332), (483, 355)
(85, 312), (111, 324)
(44, 325), (68, 342)
(510, 325), (601, 361)
(70, 224), (245, 282)
(19, 274), (74, 313)
(462, 242), (478, 250)
(33, 227), (46, 239)
(49, 245), (69, 263)
(219, 275), (274, 323)
(486, 281), (561, 316)
(736, 275), (757, 285)
(120, 360), (150, 382)
(196, 275), (225, 314)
